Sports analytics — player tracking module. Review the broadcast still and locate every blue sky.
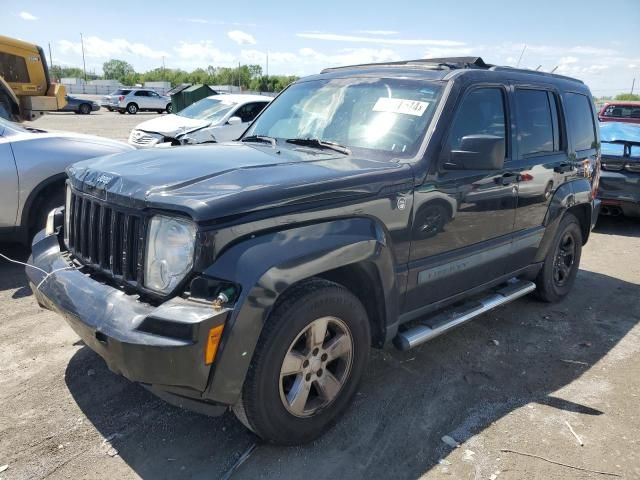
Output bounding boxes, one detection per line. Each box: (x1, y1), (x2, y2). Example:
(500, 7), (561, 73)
(2, 0), (639, 95)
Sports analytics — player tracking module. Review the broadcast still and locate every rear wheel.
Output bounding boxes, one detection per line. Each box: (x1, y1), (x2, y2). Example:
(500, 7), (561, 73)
(126, 103), (138, 114)
(232, 279), (370, 445)
(166, 103), (173, 114)
(535, 212), (582, 302)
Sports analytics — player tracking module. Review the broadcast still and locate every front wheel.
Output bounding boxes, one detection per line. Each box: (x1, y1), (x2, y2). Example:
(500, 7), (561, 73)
(233, 279), (370, 445)
(126, 103), (138, 114)
(166, 103), (173, 114)
(535, 212), (582, 302)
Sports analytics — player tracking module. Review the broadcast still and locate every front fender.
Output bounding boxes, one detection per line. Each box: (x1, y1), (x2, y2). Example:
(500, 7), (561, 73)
(201, 217), (397, 405)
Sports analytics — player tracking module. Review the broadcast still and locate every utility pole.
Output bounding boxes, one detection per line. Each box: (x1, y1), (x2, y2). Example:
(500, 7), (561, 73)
(516, 44), (526, 67)
(238, 61), (241, 91)
(632, 78), (636, 95)
(80, 33), (87, 82)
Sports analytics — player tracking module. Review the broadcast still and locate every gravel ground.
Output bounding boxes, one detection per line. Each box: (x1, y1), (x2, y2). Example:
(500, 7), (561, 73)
(1, 112), (639, 479)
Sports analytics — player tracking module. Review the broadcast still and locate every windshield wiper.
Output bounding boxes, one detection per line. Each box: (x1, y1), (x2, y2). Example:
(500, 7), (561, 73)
(241, 135), (277, 147)
(285, 138), (350, 155)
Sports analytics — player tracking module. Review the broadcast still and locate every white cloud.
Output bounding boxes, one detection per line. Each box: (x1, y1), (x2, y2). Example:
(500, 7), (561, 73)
(58, 36), (169, 60)
(174, 41), (235, 65)
(298, 47), (400, 67)
(296, 32), (465, 47)
(423, 47), (479, 59)
(18, 11), (37, 20)
(356, 30), (399, 36)
(228, 30), (256, 46)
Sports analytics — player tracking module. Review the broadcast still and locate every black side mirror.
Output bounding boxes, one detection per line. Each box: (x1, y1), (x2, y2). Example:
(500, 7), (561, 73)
(445, 135), (505, 170)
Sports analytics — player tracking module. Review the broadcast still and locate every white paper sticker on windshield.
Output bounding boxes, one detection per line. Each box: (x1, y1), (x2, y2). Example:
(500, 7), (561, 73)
(373, 98), (429, 116)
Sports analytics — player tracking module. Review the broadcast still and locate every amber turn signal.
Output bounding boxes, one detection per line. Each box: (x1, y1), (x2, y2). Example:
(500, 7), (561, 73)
(205, 324), (225, 365)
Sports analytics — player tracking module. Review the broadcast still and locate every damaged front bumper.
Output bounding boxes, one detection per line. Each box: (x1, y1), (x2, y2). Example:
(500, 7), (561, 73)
(27, 231), (230, 416)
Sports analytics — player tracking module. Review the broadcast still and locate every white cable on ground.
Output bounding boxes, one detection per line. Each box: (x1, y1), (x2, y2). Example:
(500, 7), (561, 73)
(0, 252), (78, 292)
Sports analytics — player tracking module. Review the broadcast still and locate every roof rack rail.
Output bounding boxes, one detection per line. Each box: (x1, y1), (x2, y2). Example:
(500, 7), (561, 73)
(320, 56), (584, 84)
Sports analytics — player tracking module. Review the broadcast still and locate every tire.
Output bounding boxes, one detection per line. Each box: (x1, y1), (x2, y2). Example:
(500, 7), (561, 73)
(118, 109), (125, 114)
(30, 188), (65, 242)
(166, 103), (173, 114)
(79, 103), (91, 114)
(232, 278), (370, 445)
(126, 103), (138, 114)
(535, 212), (582, 302)
(107, 107), (114, 112)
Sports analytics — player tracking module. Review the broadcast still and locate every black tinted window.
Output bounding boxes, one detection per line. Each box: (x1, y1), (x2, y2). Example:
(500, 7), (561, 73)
(603, 105), (632, 118)
(237, 102), (268, 122)
(566, 93), (596, 151)
(0, 52), (29, 83)
(115, 89), (131, 95)
(449, 88), (506, 151)
(134, 91), (148, 97)
(515, 89), (557, 156)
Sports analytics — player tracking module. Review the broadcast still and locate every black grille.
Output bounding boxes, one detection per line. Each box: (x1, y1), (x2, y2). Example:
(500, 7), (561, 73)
(67, 190), (146, 285)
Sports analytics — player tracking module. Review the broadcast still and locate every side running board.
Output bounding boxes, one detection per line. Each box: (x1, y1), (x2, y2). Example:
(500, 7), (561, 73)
(393, 279), (536, 351)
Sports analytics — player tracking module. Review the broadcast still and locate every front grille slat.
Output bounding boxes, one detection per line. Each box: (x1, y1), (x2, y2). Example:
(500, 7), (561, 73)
(66, 190), (145, 288)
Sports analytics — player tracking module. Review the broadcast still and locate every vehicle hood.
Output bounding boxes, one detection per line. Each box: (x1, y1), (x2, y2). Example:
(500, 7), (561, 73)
(5, 128), (133, 151)
(68, 143), (413, 222)
(133, 114), (211, 137)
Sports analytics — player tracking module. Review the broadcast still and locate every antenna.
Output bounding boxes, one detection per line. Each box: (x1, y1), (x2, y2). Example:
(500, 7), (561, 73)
(550, 66), (558, 73)
(516, 45), (527, 67)
(535, 65), (542, 71)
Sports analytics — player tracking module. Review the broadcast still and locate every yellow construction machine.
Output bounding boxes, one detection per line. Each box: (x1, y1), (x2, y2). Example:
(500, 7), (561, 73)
(0, 35), (66, 121)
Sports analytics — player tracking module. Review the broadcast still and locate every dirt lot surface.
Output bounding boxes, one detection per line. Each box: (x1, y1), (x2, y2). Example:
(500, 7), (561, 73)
(1, 112), (640, 479)
(25, 107), (163, 143)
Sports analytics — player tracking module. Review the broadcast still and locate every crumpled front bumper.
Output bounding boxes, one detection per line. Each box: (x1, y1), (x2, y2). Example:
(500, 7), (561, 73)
(27, 231), (230, 415)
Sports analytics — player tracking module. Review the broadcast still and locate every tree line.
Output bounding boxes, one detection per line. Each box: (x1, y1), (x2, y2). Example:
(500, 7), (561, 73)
(50, 59), (299, 92)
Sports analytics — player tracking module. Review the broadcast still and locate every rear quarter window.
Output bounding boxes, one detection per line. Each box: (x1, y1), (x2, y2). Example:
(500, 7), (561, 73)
(565, 93), (597, 151)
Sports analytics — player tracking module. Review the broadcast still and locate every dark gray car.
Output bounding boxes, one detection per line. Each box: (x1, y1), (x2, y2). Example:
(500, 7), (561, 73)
(59, 95), (100, 114)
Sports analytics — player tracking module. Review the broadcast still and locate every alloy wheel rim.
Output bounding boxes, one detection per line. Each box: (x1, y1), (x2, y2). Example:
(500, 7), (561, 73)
(279, 316), (353, 418)
(553, 232), (576, 286)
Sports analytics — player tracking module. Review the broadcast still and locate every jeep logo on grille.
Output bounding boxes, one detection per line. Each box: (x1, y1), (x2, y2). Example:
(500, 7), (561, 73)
(96, 174), (113, 185)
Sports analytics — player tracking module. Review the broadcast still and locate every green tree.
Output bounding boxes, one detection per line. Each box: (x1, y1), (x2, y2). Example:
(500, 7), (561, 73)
(614, 93), (640, 101)
(102, 59), (135, 82)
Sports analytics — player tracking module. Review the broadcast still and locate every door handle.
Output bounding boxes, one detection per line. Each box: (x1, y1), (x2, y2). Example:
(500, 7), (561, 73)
(554, 162), (573, 173)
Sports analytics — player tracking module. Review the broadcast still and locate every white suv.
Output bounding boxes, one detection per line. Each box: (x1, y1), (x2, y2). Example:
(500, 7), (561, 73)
(102, 89), (172, 115)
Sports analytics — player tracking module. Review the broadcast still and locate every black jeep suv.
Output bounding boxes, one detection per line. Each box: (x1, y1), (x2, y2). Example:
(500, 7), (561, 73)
(28, 57), (601, 445)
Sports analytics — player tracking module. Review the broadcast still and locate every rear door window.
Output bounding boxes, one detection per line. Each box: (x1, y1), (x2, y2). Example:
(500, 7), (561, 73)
(515, 89), (558, 157)
(565, 93), (597, 151)
(134, 91), (148, 97)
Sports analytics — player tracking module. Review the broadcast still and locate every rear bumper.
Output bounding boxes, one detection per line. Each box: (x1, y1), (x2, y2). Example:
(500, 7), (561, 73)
(598, 171), (640, 217)
(27, 231), (230, 415)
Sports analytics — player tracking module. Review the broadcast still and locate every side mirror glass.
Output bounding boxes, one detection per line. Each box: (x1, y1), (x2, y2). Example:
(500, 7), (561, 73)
(227, 116), (242, 126)
(444, 135), (505, 170)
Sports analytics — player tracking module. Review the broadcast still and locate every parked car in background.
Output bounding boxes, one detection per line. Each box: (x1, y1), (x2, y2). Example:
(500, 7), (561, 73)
(58, 95), (100, 114)
(28, 57), (600, 445)
(101, 88), (172, 115)
(128, 94), (271, 148)
(599, 121), (640, 217)
(598, 101), (640, 124)
(0, 117), (133, 244)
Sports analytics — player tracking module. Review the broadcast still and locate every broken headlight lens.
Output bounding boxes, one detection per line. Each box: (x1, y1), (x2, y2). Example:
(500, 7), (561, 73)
(144, 215), (196, 294)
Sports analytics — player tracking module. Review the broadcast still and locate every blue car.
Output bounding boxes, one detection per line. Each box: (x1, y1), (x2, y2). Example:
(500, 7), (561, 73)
(599, 122), (640, 217)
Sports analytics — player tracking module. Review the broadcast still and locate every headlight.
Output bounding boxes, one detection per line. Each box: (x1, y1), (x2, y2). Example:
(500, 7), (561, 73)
(144, 215), (196, 294)
(63, 184), (72, 246)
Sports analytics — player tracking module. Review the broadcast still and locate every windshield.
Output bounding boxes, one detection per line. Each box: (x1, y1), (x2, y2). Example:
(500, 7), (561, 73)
(0, 116), (29, 136)
(176, 97), (237, 122)
(246, 78), (443, 158)
(600, 122), (640, 158)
